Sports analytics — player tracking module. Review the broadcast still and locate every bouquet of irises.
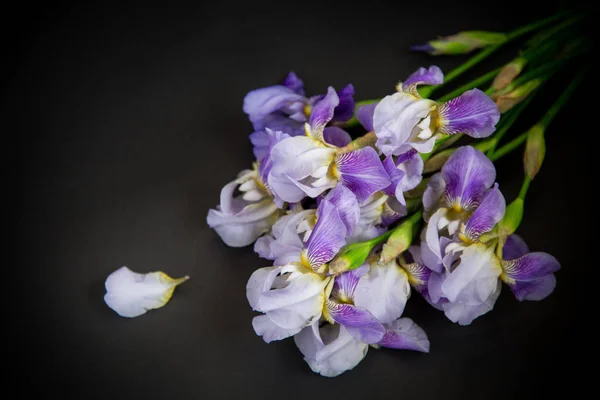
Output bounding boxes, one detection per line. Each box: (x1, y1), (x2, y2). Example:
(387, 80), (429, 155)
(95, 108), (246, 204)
(103, 10), (587, 378)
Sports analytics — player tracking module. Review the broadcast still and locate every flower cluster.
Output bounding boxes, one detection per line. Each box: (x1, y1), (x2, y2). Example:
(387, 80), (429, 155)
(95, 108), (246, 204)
(207, 67), (560, 377)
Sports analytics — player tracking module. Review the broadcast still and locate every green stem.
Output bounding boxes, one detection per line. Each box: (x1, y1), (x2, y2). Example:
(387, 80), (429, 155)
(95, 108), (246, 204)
(488, 132), (528, 161)
(435, 68), (501, 102)
(539, 70), (585, 128)
(518, 176), (531, 200)
(486, 92), (537, 154)
(365, 210), (423, 247)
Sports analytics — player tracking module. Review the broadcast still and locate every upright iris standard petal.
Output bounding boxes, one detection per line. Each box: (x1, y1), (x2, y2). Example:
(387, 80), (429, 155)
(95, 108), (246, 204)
(294, 323), (369, 378)
(258, 129), (290, 186)
(335, 147), (391, 202)
(437, 89), (500, 138)
(268, 136), (336, 202)
(378, 318), (430, 352)
(373, 92), (436, 156)
(401, 66), (444, 93)
(324, 185), (360, 236)
(323, 127), (352, 147)
(442, 146), (496, 212)
(501, 252), (560, 301)
(331, 84), (355, 122)
(353, 260), (411, 324)
(463, 184), (506, 241)
(243, 85), (305, 127)
(282, 71), (305, 95)
(356, 102), (378, 132)
(308, 87), (340, 139)
(104, 267), (189, 318)
(305, 200), (347, 270)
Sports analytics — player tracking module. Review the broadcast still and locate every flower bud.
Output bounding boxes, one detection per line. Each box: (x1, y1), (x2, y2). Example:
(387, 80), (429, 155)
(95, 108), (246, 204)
(380, 219), (414, 264)
(423, 148), (456, 173)
(495, 79), (541, 113)
(411, 31), (507, 55)
(328, 241), (374, 275)
(524, 124), (546, 180)
(492, 57), (526, 90)
(498, 198), (524, 236)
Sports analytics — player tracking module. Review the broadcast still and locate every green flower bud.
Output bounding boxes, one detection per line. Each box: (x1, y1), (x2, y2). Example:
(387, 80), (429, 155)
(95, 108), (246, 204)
(495, 79), (542, 113)
(412, 31), (507, 55)
(380, 219), (414, 264)
(492, 57), (526, 90)
(524, 124), (546, 180)
(498, 198), (524, 236)
(328, 241), (374, 275)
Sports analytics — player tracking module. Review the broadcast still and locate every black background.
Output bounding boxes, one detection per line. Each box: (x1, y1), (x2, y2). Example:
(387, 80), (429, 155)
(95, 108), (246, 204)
(8, 1), (592, 398)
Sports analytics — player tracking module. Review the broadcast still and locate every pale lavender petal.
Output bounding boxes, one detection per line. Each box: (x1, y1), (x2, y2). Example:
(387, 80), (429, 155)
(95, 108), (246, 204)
(249, 130), (270, 161)
(423, 172), (446, 219)
(326, 301), (385, 344)
(252, 314), (302, 343)
(421, 209), (447, 273)
(356, 102), (378, 131)
(503, 234), (529, 260)
(282, 71), (305, 95)
(438, 89), (500, 138)
(502, 252), (560, 281)
(464, 184), (506, 241)
(427, 270), (445, 304)
(397, 150), (424, 192)
(442, 282), (501, 325)
(243, 85), (305, 126)
(378, 318), (430, 352)
(324, 184), (360, 235)
(323, 127), (352, 147)
(508, 274), (557, 301)
(258, 129), (291, 186)
(402, 66), (444, 90)
(306, 200), (347, 269)
(309, 87), (339, 137)
(442, 146), (496, 212)
(332, 84), (355, 122)
(382, 156), (405, 197)
(254, 235), (275, 260)
(336, 147), (391, 202)
(246, 266), (283, 311)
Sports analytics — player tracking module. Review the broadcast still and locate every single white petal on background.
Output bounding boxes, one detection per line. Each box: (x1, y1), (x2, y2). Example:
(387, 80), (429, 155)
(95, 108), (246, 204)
(104, 266), (189, 318)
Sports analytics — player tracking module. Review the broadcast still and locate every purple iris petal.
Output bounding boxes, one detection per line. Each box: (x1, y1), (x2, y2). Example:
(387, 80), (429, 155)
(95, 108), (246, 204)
(402, 260), (432, 297)
(326, 301), (385, 344)
(336, 147), (391, 202)
(332, 84), (355, 122)
(503, 234), (530, 260)
(282, 71), (305, 95)
(356, 102), (378, 132)
(402, 66), (444, 89)
(442, 146), (496, 212)
(438, 89), (500, 138)
(323, 127), (352, 147)
(243, 85), (305, 127)
(382, 156), (405, 197)
(502, 252), (560, 281)
(305, 200), (347, 269)
(422, 172), (445, 218)
(381, 197), (406, 226)
(324, 185), (360, 236)
(378, 318), (430, 352)
(464, 184), (506, 240)
(508, 274), (557, 301)
(309, 87), (339, 137)
(396, 149), (424, 194)
(332, 268), (363, 300)
(258, 129), (291, 187)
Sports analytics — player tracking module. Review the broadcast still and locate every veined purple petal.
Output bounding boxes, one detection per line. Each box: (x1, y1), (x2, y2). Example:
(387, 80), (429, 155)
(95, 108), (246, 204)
(332, 268), (363, 301)
(332, 84), (355, 122)
(258, 129), (291, 187)
(507, 274), (557, 301)
(324, 184), (360, 236)
(356, 102), (378, 132)
(382, 156), (405, 197)
(442, 146), (496, 212)
(323, 127), (352, 147)
(282, 71), (305, 95)
(502, 252), (560, 281)
(378, 318), (430, 352)
(306, 200), (347, 270)
(464, 184), (506, 241)
(244, 85), (305, 126)
(326, 301), (385, 344)
(402, 66), (444, 92)
(402, 254), (432, 297)
(503, 234), (529, 260)
(309, 87), (339, 138)
(438, 89), (500, 138)
(381, 197), (406, 226)
(336, 147), (391, 202)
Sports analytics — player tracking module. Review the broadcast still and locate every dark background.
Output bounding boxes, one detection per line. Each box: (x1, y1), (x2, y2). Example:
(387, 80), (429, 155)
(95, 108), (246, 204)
(8, 1), (592, 398)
